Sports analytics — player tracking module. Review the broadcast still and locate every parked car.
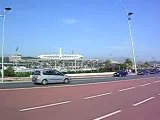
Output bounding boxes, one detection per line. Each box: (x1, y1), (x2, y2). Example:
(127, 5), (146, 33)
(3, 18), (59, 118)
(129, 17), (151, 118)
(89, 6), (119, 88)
(137, 69), (150, 75)
(150, 68), (160, 74)
(32, 69), (71, 85)
(113, 71), (128, 77)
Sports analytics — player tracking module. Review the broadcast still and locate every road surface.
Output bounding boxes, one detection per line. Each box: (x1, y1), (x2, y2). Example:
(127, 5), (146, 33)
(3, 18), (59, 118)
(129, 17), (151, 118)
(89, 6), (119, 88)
(0, 74), (159, 89)
(0, 75), (160, 120)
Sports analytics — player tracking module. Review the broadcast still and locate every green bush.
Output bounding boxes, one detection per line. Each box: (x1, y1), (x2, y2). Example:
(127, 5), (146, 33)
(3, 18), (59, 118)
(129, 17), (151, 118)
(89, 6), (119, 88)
(4, 66), (15, 77)
(15, 72), (31, 77)
(66, 69), (107, 74)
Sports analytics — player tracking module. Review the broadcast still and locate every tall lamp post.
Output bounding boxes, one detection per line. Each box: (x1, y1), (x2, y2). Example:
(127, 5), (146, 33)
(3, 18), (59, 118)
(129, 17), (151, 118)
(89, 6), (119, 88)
(119, 0), (137, 73)
(0, 7), (11, 82)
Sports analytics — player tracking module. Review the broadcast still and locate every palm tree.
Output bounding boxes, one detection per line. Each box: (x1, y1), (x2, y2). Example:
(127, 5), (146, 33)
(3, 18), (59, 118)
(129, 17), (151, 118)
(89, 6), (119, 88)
(124, 58), (133, 70)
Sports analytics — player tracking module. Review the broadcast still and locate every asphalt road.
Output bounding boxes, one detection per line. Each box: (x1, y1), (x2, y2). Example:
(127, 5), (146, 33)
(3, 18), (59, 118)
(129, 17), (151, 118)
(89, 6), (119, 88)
(0, 75), (160, 120)
(0, 74), (160, 89)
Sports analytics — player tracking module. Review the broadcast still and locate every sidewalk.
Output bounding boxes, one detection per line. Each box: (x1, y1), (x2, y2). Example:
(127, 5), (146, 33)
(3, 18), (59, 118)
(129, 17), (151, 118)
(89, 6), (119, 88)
(0, 77), (31, 83)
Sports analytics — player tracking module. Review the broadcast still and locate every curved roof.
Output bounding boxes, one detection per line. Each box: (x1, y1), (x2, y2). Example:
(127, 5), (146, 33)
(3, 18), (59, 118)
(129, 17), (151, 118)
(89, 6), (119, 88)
(38, 54), (83, 60)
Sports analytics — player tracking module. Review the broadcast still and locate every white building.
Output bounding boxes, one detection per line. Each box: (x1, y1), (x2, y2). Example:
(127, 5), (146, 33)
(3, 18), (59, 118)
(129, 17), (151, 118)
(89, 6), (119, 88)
(37, 48), (84, 71)
(9, 54), (22, 62)
(38, 48), (83, 60)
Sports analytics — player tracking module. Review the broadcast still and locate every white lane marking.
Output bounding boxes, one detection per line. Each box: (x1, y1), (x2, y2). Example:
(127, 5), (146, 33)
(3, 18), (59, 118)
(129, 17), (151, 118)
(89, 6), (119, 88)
(139, 83), (151, 87)
(20, 101), (71, 112)
(84, 92), (112, 100)
(153, 81), (160, 83)
(118, 87), (136, 92)
(0, 76), (159, 91)
(132, 97), (155, 107)
(93, 110), (122, 120)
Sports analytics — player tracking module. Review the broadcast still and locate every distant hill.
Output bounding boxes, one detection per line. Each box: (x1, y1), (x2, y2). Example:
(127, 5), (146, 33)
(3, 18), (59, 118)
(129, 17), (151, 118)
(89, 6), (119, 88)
(22, 57), (38, 60)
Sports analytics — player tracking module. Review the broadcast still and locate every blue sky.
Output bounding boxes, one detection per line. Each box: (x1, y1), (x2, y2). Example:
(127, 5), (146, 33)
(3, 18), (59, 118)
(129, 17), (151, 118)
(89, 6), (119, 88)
(0, 0), (160, 61)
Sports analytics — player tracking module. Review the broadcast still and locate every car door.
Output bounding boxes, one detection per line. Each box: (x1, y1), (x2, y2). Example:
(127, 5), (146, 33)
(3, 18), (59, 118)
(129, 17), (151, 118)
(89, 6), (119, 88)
(54, 70), (65, 82)
(42, 70), (52, 83)
(47, 70), (57, 83)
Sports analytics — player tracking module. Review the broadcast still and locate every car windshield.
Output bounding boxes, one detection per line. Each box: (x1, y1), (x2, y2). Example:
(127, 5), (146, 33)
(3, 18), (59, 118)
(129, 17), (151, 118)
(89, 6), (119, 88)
(32, 71), (40, 75)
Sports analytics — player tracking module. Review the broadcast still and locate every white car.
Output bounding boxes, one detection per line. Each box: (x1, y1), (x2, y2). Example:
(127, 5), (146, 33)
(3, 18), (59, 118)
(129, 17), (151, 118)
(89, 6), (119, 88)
(32, 69), (71, 85)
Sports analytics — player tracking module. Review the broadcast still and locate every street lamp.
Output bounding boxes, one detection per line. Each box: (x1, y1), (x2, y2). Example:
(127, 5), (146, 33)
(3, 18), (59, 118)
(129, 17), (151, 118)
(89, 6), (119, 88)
(0, 7), (11, 82)
(118, 0), (137, 73)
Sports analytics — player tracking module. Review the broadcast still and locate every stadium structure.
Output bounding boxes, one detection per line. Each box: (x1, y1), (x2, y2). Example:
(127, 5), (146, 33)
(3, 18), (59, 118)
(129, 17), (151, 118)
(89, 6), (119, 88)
(6, 48), (102, 72)
(36, 48), (84, 71)
(38, 48), (83, 60)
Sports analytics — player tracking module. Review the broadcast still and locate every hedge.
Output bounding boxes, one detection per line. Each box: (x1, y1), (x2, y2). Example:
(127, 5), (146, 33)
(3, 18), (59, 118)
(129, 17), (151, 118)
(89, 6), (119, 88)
(15, 72), (32, 77)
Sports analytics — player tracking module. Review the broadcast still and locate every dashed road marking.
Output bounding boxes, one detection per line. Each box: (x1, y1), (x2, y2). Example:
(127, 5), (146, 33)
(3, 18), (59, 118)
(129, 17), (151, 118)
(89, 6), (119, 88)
(153, 81), (160, 83)
(20, 101), (71, 112)
(93, 110), (122, 120)
(139, 83), (151, 87)
(118, 87), (136, 92)
(132, 97), (155, 107)
(84, 92), (112, 100)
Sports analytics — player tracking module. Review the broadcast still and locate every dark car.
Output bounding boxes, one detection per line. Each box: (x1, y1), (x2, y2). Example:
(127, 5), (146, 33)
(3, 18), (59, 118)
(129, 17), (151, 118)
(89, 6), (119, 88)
(137, 69), (150, 75)
(113, 71), (128, 77)
(150, 68), (160, 74)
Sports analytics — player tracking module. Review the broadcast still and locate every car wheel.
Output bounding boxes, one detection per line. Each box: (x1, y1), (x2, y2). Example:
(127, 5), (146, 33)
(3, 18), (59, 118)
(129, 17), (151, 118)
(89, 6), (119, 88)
(64, 78), (70, 84)
(41, 79), (48, 85)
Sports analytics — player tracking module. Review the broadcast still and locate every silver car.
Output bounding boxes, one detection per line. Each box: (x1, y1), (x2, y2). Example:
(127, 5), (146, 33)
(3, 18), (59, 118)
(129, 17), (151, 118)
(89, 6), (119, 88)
(32, 69), (71, 85)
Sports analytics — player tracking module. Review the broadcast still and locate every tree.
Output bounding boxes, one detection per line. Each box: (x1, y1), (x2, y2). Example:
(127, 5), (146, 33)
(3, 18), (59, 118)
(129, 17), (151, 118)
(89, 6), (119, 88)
(143, 62), (150, 68)
(0, 57), (9, 63)
(105, 60), (112, 69)
(105, 60), (111, 68)
(104, 59), (115, 72)
(124, 58), (133, 69)
(115, 63), (125, 71)
(4, 66), (15, 77)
